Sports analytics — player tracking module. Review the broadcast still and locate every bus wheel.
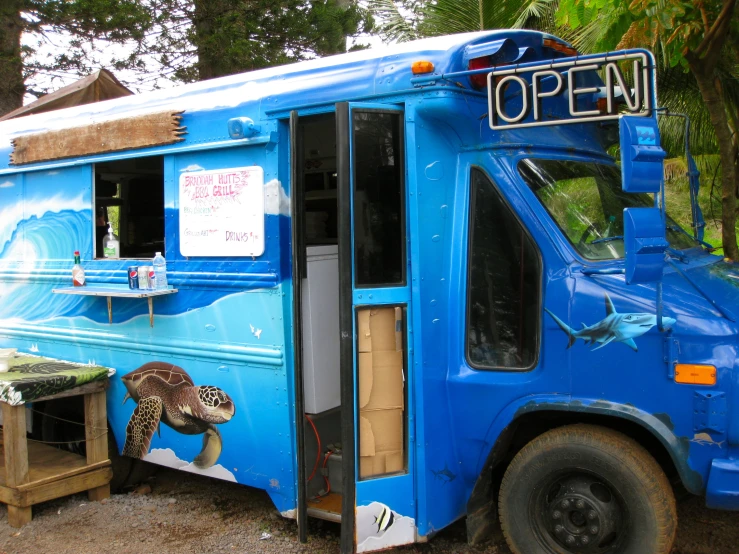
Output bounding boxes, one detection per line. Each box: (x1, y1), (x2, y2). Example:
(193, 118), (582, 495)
(498, 424), (676, 554)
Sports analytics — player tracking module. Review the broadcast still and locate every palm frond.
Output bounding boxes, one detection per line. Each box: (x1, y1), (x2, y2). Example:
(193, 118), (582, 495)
(510, 0), (558, 30)
(419, 0), (484, 35)
(368, 0), (420, 42)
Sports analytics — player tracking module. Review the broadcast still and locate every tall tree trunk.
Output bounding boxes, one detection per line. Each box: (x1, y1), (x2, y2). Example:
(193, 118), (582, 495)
(690, 66), (739, 261)
(192, 0), (233, 80)
(685, 0), (739, 261)
(0, 1), (24, 117)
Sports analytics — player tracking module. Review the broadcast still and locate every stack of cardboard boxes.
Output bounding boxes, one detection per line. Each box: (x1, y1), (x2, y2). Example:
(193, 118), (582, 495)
(357, 307), (405, 478)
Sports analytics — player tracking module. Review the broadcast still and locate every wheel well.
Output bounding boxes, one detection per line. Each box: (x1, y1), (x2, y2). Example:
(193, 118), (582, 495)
(466, 410), (682, 545)
(495, 411), (680, 484)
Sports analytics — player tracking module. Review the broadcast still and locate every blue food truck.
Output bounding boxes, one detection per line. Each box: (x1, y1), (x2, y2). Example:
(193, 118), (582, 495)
(0, 30), (737, 553)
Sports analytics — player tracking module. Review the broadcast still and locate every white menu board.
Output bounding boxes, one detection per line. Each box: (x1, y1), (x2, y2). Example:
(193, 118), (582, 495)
(179, 166), (265, 257)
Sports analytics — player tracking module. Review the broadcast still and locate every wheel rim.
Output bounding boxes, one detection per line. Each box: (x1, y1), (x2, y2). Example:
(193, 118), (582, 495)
(532, 472), (627, 553)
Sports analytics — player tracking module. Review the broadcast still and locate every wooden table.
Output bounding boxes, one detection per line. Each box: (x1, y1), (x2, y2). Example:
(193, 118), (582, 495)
(0, 380), (112, 527)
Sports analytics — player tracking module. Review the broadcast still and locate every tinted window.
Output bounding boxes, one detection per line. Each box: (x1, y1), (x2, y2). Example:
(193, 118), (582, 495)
(467, 168), (541, 369)
(352, 111), (405, 286)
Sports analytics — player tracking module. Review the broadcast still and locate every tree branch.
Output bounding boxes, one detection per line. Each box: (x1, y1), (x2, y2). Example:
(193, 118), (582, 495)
(692, 0), (736, 59)
(699, 3), (710, 34)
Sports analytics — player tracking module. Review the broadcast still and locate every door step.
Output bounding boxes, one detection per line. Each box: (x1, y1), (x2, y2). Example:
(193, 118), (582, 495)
(307, 492), (342, 522)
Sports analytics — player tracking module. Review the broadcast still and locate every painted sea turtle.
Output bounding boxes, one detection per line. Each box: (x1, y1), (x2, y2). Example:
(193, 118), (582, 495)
(121, 362), (235, 469)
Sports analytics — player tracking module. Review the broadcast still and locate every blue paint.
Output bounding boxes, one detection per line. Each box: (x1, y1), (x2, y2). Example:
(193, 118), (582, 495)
(706, 456), (739, 510)
(0, 30), (737, 549)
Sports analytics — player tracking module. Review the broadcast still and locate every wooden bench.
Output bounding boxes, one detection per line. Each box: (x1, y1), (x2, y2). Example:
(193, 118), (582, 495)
(0, 380), (112, 527)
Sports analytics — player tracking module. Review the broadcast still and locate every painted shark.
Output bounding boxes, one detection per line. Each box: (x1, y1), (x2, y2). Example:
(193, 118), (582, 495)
(545, 294), (675, 352)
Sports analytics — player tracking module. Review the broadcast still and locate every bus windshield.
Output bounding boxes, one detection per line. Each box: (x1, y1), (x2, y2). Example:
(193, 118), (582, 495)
(518, 158), (695, 261)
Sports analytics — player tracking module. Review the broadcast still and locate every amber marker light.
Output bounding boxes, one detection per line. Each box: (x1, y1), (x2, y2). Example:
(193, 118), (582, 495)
(412, 61), (435, 75)
(543, 38), (578, 56)
(674, 364), (717, 386)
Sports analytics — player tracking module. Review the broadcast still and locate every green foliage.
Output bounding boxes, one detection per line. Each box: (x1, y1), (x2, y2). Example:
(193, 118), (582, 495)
(665, 156), (739, 255)
(556, 0), (738, 68)
(368, 0), (424, 42)
(370, 0), (560, 42)
(12, 0), (373, 99)
(18, 0), (154, 96)
(170, 0), (372, 80)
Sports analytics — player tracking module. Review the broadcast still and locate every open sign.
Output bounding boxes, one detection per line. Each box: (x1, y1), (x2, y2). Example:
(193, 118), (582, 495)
(487, 52), (654, 130)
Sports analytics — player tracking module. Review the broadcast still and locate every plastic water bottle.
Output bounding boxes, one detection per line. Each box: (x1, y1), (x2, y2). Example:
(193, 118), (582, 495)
(153, 252), (167, 290)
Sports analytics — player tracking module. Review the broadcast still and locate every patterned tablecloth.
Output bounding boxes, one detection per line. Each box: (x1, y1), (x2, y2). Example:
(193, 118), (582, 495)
(0, 355), (115, 406)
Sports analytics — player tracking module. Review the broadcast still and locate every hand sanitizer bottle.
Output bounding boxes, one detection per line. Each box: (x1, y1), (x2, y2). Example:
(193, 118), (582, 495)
(153, 251), (168, 290)
(102, 222), (120, 258)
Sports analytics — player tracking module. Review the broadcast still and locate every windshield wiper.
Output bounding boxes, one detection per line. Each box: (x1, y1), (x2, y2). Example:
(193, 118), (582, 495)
(666, 224), (716, 252)
(591, 235), (623, 245)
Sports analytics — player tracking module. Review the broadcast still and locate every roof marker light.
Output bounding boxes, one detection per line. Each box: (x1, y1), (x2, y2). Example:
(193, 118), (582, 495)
(412, 61), (435, 75)
(543, 38), (578, 56)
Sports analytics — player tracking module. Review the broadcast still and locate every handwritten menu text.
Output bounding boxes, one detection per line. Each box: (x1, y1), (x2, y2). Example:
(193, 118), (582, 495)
(179, 166), (265, 257)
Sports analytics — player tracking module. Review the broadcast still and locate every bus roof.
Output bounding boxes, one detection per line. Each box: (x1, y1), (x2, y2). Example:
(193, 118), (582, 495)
(0, 30), (561, 164)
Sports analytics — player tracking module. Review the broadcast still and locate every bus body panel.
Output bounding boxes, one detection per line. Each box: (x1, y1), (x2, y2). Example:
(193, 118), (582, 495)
(0, 28), (736, 549)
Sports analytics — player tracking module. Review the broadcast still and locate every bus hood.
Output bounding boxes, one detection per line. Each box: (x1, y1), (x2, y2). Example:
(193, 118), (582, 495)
(674, 257), (739, 324)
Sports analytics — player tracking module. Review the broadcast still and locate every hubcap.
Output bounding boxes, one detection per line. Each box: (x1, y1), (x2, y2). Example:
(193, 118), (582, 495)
(537, 473), (624, 553)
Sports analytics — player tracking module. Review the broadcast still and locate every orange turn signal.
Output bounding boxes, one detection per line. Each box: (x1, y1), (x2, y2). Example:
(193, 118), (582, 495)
(674, 364), (717, 386)
(412, 61), (435, 75)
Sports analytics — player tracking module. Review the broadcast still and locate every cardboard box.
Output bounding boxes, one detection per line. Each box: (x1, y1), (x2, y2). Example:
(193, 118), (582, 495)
(358, 351), (404, 411)
(356, 307), (405, 478)
(359, 410), (404, 478)
(357, 307), (403, 353)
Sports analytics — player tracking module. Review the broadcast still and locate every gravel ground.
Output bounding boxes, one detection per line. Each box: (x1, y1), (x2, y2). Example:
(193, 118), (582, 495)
(0, 464), (737, 554)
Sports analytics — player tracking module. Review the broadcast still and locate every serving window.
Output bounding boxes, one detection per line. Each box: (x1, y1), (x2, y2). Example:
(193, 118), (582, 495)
(94, 156), (164, 259)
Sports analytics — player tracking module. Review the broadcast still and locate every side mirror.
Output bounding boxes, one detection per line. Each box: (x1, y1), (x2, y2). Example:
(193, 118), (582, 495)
(619, 116), (666, 193)
(624, 207), (667, 284)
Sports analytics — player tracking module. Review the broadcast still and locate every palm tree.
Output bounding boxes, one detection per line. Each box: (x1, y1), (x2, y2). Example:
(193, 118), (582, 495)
(369, 0), (559, 41)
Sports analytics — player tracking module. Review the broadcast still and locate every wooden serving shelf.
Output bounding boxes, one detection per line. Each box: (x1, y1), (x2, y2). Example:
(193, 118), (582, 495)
(52, 286), (178, 327)
(0, 380), (112, 527)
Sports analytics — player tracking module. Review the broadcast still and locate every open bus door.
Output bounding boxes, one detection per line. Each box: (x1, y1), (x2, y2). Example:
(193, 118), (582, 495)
(337, 102), (416, 552)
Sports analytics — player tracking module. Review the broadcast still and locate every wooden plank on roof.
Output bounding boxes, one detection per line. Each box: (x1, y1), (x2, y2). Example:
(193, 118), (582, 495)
(9, 111), (186, 165)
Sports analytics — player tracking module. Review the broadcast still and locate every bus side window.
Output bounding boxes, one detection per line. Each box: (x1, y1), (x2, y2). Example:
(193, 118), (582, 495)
(352, 111), (405, 287)
(466, 167), (541, 370)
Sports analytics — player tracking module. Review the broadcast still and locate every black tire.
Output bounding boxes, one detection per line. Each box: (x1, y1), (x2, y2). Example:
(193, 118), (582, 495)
(498, 424), (676, 554)
(40, 398), (86, 457)
(107, 425), (134, 493)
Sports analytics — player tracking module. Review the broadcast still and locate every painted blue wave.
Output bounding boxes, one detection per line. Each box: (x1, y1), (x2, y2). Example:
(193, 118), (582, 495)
(0, 209), (91, 261)
(0, 210), (94, 321)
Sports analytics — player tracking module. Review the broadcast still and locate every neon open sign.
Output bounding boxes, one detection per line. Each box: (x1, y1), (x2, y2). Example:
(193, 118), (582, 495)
(487, 52), (653, 130)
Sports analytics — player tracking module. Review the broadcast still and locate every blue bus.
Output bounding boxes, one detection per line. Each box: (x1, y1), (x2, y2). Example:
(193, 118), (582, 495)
(0, 30), (737, 554)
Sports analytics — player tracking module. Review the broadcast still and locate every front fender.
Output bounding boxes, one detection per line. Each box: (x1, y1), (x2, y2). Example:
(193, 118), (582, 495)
(475, 394), (703, 494)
